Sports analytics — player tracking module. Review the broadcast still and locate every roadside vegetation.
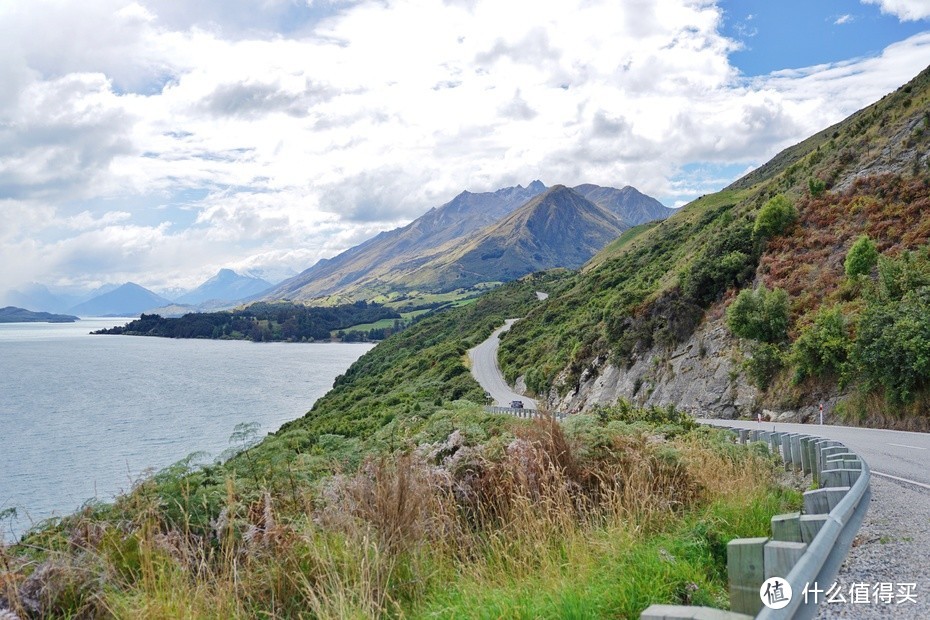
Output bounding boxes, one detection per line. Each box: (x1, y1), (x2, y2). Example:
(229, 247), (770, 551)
(0, 403), (798, 619)
(0, 273), (801, 618)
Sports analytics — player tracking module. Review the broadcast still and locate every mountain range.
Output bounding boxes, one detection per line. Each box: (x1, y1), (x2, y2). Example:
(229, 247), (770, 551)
(174, 269), (272, 306)
(5, 182), (669, 316)
(5, 270), (277, 317)
(265, 182), (671, 302)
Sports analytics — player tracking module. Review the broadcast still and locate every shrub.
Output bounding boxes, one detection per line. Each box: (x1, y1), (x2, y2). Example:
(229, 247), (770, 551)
(844, 235), (879, 278)
(524, 367), (547, 396)
(680, 217), (757, 306)
(808, 177), (826, 197)
(752, 195), (797, 241)
(791, 306), (851, 382)
(876, 250), (930, 301)
(744, 342), (786, 391)
(725, 286), (790, 343)
(856, 286), (930, 404)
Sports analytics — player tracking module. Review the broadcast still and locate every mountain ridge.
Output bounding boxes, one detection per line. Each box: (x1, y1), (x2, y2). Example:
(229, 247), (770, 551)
(386, 185), (627, 291)
(69, 282), (171, 317)
(265, 181), (667, 302)
(265, 181), (549, 302)
(175, 269), (273, 306)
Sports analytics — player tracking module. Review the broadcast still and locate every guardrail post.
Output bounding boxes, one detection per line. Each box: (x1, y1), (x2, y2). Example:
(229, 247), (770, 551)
(728, 537), (768, 615)
(771, 512), (802, 542)
(822, 468), (862, 488)
(819, 445), (846, 475)
(803, 487), (851, 513)
(739, 429), (749, 444)
(769, 432), (782, 458)
(790, 435), (803, 472)
(801, 437), (811, 474)
(781, 434), (794, 470)
(811, 440), (831, 485)
(825, 454), (862, 472)
(799, 514), (829, 544)
(764, 540), (807, 579)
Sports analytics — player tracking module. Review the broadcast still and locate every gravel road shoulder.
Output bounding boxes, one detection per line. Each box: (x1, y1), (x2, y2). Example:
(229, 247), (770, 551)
(815, 475), (930, 618)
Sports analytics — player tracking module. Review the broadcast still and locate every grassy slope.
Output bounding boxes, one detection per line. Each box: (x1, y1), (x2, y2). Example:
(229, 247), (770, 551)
(499, 66), (930, 419)
(5, 410), (800, 619)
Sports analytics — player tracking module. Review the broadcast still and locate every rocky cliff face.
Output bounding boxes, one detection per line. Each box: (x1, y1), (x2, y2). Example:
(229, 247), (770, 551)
(541, 315), (841, 421)
(542, 315), (753, 417)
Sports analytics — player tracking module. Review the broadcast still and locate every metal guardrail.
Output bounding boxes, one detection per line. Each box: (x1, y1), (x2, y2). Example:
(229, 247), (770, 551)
(641, 425), (871, 620)
(484, 406), (567, 421)
(756, 431), (871, 620)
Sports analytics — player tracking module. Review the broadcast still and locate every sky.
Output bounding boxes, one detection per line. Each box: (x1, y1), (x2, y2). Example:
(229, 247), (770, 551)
(1, 0), (929, 297)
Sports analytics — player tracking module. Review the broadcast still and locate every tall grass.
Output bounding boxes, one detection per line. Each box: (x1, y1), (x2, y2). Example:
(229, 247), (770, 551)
(0, 418), (798, 619)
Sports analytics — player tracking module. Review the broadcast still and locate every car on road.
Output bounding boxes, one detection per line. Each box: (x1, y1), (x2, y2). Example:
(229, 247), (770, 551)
(510, 400), (524, 409)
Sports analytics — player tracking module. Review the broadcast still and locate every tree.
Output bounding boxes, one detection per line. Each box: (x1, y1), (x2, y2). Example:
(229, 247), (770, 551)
(844, 235), (879, 278)
(752, 194), (797, 241)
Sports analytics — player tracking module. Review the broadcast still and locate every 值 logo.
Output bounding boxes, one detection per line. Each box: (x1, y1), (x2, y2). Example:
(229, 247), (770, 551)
(760, 576), (793, 610)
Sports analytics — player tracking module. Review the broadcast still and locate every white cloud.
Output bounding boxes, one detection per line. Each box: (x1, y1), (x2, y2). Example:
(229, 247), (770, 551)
(1, 0), (929, 296)
(861, 0), (930, 21)
(834, 14), (854, 25)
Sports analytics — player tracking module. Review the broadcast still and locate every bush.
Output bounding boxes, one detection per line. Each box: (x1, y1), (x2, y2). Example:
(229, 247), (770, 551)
(808, 177), (826, 197)
(791, 306), (851, 381)
(844, 235), (879, 278)
(680, 217), (757, 306)
(876, 250), (930, 300)
(752, 195), (797, 241)
(744, 342), (786, 391)
(725, 286), (790, 343)
(524, 367), (547, 396)
(856, 286), (930, 404)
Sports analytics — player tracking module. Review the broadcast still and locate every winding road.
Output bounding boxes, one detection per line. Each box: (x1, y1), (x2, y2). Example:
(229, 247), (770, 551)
(468, 319), (537, 409)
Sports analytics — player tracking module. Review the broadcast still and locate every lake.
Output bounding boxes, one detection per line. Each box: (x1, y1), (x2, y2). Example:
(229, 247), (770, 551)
(0, 319), (373, 541)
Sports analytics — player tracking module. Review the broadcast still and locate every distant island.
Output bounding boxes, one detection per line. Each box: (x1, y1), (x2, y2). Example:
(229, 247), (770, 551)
(0, 306), (79, 323)
(92, 301), (401, 342)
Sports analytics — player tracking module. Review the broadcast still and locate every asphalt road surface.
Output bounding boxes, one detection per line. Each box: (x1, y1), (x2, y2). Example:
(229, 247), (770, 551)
(698, 418), (930, 490)
(468, 319), (537, 409)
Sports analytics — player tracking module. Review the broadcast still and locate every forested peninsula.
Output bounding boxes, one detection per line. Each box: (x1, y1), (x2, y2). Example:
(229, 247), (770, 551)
(92, 301), (400, 342)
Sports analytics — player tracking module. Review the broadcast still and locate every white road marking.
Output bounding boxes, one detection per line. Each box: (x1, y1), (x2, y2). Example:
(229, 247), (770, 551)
(872, 471), (930, 491)
(887, 443), (927, 450)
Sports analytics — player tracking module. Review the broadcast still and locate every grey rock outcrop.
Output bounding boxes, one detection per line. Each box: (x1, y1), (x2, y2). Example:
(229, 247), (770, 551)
(547, 316), (758, 418)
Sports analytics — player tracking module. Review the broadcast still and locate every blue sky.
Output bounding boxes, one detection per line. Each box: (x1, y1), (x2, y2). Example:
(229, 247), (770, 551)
(0, 0), (928, 298)
(720, 0), (927, 75)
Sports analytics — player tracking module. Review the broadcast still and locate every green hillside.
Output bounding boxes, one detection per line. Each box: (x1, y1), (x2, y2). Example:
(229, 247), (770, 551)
(499, 65), (930, 428)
